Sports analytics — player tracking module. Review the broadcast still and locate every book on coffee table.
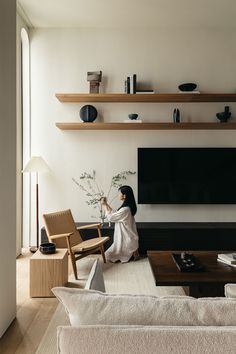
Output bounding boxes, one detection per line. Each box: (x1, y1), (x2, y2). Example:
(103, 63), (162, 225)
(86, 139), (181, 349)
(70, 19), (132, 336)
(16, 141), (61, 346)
(217, 253), (236, 265)
(217, 258), (236, 267)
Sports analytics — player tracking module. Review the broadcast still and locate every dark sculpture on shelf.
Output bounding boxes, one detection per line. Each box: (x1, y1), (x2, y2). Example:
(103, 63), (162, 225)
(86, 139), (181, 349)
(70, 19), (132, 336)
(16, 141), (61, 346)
(216, 106), (231, 123)
(80, 105), (98, 122)
(87, 71), (102, 93)
(173, 108), (180, 123)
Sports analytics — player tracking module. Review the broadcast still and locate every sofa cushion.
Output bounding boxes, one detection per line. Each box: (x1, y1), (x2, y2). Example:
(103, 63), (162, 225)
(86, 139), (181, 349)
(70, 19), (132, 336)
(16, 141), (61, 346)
(57, 326), (236, 354)
(225, 283), (236, 298)
(52, 287), (236, 327)
(84, 258), (105, 293)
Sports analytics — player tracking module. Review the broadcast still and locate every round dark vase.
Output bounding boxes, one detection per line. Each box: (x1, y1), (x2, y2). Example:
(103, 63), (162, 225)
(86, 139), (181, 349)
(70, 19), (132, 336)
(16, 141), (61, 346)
(80, 105), (98, 122)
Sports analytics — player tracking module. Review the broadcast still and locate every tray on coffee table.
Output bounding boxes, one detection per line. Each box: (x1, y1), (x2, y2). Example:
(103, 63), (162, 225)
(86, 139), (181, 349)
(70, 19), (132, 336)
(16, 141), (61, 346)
(172, 253), (205, 272)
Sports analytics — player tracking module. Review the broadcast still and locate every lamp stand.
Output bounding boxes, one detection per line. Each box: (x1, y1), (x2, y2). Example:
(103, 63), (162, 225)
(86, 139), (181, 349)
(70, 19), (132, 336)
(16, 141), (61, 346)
(30, 173), (39, 253)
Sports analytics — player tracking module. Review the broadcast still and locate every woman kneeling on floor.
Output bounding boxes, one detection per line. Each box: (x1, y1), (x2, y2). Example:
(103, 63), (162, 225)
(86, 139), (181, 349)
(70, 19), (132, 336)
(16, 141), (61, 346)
(101, 185), (139, 263)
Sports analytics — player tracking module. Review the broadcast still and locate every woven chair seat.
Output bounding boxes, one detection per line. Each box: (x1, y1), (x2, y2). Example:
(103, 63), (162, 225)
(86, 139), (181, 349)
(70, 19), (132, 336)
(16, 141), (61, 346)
(72, 237), (109, 253)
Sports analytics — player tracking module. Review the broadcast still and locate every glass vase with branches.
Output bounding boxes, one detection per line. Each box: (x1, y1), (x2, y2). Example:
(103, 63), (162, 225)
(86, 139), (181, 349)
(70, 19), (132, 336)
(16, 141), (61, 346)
(72, 170), (136, 224)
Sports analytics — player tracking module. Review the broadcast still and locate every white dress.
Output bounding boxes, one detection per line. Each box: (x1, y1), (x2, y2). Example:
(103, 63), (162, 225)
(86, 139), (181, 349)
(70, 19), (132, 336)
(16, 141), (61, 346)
(105, 206), (139, 263)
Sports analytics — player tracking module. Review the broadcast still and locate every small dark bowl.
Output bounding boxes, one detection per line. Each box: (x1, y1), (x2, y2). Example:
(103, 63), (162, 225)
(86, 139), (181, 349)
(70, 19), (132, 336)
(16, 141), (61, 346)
(216, 112), (231, 123)
(178, 83), (197, 92)
(128, 113), (138, 120)
(39, 242), (56, 254)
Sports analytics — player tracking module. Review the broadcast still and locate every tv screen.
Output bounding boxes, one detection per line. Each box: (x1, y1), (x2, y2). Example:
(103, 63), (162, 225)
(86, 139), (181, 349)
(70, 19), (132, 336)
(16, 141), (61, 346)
(138, 147), (236, 204)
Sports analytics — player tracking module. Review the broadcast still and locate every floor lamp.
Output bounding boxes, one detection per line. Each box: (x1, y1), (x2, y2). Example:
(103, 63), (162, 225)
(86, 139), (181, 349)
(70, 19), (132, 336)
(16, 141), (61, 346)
(23, 156), (50, 253)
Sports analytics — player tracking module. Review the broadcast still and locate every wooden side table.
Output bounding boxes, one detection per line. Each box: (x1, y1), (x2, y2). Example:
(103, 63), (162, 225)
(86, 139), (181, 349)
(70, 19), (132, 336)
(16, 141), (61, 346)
(30, 249), (68, 297)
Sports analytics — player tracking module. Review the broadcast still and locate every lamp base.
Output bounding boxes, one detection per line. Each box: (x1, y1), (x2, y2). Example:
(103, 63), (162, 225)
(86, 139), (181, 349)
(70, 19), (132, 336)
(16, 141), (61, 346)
(30, 246), (38, 253)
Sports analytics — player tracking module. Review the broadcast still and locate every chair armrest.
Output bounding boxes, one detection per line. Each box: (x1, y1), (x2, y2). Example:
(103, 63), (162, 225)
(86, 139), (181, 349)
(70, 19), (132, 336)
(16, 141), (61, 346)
(77, 223), (101, 230)
(50, 232), (73, 240)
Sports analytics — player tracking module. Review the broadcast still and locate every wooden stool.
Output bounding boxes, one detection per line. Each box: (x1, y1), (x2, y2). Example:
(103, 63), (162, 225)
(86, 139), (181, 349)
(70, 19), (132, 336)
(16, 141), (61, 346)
(30, 249), (68, 297)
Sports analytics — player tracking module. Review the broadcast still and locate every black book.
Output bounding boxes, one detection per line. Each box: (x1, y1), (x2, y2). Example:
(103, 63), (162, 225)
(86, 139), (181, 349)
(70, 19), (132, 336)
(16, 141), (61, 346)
(136, 89), (154, 93)
(133, 74), (136, 94)
(127, 77), (130, 94)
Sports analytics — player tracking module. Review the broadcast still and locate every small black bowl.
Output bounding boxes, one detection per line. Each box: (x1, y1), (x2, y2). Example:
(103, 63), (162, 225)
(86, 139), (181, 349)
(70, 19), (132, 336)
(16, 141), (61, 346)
(178, 83), (197, 92)
(216, 112), (231, 123)
(39, 242), (56, 255)
(216, 106), (231, 123)
(128, 113), (138, 120)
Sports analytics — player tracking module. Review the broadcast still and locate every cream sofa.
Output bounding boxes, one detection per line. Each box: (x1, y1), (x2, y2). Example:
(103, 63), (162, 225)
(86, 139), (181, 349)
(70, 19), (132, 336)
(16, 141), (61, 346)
(57, 325), (236, 354)
(53, 261), (236, 354)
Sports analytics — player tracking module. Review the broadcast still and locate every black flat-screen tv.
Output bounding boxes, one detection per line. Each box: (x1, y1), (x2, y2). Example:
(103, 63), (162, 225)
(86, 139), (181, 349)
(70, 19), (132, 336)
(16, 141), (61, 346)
(138, 147), (236, 204)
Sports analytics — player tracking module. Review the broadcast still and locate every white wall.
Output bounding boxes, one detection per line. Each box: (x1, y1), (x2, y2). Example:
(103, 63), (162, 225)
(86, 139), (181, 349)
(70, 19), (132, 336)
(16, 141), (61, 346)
(0, 0), (16, 337)
(30, 27), (236, 242)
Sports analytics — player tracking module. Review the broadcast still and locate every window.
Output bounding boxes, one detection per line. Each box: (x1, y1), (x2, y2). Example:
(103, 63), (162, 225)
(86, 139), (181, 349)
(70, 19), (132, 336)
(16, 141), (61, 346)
(21, 28), (30, 248)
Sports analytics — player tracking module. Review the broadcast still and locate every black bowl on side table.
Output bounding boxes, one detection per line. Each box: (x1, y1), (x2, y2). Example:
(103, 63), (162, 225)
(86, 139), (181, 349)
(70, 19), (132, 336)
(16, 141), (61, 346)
(39, 242), (56, 254)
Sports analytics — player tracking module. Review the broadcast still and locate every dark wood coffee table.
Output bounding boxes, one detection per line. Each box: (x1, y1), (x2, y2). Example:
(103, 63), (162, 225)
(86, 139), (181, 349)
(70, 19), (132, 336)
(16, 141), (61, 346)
(148, 250), (236, 297)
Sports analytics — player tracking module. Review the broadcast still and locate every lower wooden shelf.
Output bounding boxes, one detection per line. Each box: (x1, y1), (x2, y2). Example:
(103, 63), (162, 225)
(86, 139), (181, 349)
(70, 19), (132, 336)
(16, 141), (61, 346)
(55, 122), (236, 130)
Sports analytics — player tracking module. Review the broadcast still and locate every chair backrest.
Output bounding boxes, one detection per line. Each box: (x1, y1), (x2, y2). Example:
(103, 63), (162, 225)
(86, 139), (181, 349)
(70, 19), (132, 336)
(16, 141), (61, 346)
(85, 258), (106, 292)
(43, 209), (82, 248)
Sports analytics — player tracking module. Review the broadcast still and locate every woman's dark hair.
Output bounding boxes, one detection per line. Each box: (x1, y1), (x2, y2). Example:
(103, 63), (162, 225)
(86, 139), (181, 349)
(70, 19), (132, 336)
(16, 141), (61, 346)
(118, 185), (137, 216)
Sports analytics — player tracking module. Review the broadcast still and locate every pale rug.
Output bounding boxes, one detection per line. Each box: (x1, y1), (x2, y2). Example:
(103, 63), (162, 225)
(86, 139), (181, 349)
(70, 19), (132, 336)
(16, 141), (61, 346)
(36, 256), (185, 354)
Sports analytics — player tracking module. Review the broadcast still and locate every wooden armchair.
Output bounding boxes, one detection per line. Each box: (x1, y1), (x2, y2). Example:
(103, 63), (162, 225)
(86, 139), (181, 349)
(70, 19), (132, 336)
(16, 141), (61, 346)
(43, 209), (109, 279)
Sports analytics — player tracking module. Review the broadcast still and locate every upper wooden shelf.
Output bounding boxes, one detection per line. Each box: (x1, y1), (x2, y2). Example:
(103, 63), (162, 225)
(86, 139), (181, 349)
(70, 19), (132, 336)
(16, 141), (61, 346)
(55, 93), (236, 103)
(55, 122), (236, 130)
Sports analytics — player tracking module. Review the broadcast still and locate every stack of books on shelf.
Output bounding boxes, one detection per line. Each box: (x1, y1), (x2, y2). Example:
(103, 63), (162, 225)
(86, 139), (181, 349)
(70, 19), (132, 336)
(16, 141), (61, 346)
(124, 74), (154, 94)
(125, 74), (136, 94)
(136, 89), (154, 94)
(217, 253), (236, 267)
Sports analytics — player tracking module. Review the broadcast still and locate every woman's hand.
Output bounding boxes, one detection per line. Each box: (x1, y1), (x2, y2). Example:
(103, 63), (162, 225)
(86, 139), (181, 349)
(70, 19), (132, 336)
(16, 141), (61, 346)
(100, 197), (112, 213)
(100, 197), (107, 205)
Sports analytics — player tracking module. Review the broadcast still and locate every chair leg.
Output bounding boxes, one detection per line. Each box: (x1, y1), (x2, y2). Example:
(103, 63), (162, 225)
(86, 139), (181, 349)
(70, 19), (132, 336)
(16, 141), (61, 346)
(70, 254), (78, 280)
(100, 244), (106, 263)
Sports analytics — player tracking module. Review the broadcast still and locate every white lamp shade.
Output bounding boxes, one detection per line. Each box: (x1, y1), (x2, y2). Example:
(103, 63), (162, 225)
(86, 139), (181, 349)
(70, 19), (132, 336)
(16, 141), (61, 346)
(23, 156), (50, 173)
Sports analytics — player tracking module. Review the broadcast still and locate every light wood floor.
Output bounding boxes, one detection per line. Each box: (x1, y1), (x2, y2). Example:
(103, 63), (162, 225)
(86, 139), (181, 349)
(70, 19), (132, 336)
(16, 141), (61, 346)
(0, 250), (59, 354)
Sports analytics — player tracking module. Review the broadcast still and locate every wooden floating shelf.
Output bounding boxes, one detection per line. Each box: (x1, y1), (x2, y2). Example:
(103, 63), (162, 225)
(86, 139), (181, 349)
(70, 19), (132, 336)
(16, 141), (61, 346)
(55, 93), (236, 103)
(55, 122), (236, 131)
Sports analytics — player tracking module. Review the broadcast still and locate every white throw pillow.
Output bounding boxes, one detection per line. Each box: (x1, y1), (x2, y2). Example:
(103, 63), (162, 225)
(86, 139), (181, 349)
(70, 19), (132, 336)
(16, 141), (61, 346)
(84, 258), (105, 293)
(52, 287), (236, 327)
(225, 283), (236, 298)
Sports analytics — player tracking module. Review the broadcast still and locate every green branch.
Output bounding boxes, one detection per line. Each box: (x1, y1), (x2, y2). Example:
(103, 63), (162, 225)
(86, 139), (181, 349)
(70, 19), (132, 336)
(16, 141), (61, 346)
(72, 170), (136, 221)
